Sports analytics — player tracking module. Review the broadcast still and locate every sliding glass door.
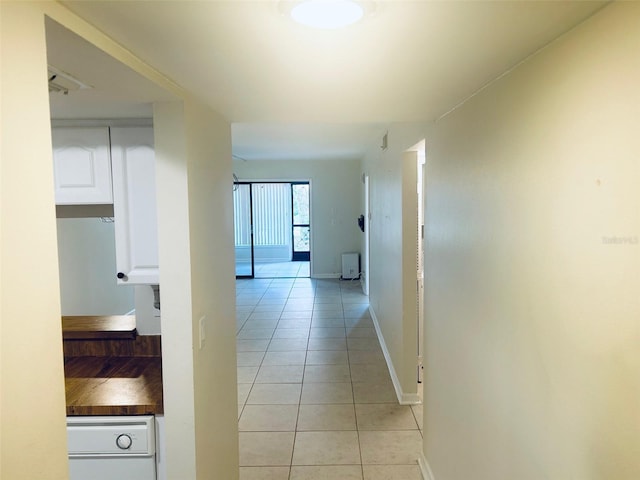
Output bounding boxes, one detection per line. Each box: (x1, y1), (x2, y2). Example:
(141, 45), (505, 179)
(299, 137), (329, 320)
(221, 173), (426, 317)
(291, 182), (310, 262)
(233, 183), (253, 278)
(234, 181), (310, 278)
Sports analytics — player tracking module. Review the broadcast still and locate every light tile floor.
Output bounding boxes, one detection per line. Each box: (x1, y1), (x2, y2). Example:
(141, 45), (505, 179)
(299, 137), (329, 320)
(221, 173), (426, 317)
(236, 278), (424, 480)
(236, 261), (311, 279)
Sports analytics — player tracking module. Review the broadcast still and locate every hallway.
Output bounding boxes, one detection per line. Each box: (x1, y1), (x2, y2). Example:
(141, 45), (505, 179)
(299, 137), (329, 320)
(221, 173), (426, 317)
(236, 278), (423, 479)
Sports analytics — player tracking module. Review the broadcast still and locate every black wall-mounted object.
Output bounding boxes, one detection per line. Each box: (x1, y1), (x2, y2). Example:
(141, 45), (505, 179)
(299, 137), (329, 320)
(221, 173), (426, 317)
(358, 215), (365, 232)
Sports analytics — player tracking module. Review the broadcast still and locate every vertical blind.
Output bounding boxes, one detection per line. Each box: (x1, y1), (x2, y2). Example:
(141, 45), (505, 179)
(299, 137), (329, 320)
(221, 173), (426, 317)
(233, 183), (292, 247)
(233, 184), (252, 246)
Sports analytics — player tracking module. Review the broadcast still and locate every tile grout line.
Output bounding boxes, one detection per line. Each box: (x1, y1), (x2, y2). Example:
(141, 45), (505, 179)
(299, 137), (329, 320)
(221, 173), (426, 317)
(289, 278), (308, 476)
(344, 282), (368, 480)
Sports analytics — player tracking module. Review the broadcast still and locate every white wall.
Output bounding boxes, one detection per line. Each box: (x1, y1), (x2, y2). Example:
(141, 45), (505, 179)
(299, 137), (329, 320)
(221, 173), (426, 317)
(134, 285), (161, 335)
(422, 3), (640, 479)
(0, 3), (69, 478)
(0, 3), (238, 479)
(185, 100), (238, 479)
(56, 218), (135, 315)
(233, 159), (363, 277)
(155, 100), (239, 480)
(361, 123), (427, 401)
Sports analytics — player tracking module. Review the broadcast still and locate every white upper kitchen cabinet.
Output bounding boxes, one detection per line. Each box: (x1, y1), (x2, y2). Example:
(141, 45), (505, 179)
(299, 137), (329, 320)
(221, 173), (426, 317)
(110, 126), (159, 285)
(52, 127), (113, 205)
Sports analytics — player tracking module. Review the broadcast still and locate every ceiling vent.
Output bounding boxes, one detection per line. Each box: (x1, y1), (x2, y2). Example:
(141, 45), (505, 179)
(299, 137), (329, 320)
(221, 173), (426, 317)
(48, 65), (92, 95)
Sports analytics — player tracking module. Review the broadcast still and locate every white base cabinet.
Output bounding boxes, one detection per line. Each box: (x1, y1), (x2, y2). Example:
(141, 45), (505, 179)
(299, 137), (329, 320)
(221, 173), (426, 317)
(67, 415), (156, 480)
(110, 126), (159, 285)
(52, 127), (113, 205)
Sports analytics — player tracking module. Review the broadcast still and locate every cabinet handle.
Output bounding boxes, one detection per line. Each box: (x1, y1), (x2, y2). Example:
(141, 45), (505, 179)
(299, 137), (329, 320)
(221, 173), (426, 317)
(117, 272), (127, 280)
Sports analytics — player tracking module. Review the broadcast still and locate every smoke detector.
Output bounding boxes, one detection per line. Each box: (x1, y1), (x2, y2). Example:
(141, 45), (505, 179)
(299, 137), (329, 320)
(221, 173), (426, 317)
(48, 65), (92, 95)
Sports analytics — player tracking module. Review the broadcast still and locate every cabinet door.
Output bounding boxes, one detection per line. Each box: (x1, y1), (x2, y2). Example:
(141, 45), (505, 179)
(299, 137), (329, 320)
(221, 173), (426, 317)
(52, 127), (113, 205)
(110, 127), (159, 285)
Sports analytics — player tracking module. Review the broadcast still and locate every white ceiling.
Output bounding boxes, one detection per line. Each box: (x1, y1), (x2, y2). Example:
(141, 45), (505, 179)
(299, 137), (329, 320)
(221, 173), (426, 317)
(49, 0), (608, 161)
(231, 123), (386, 161)
(46, 18), (176, 120)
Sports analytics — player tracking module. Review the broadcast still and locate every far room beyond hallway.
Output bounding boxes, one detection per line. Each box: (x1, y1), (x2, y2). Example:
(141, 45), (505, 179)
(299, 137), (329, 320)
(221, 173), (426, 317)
(232, 158), (363, 282)
(234, 182), (311, 279)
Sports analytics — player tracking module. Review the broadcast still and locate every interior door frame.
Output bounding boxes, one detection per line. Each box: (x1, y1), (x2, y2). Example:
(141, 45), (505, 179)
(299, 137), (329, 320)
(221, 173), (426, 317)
(417, 147), (426, 389)
(363, 174), (370, 295)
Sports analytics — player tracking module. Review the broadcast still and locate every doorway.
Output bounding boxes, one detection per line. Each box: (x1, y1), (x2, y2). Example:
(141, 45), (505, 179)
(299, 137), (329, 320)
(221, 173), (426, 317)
(233, 181), (311, 279)
(416, 145), (426, 399)
(363, 174), (370, 295)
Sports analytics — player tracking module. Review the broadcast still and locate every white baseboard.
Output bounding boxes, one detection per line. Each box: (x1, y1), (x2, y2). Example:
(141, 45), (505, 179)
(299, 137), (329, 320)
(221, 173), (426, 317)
(402, 391), (422, 405)
(369, 307), (421, 406)
(311, 273), (341, 279)
(418, 452), (435, 480)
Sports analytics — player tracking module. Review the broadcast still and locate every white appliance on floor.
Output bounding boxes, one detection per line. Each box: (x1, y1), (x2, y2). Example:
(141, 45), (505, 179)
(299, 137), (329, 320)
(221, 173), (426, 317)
(341, 252), (360, 280)
(67, 415), (156, 480)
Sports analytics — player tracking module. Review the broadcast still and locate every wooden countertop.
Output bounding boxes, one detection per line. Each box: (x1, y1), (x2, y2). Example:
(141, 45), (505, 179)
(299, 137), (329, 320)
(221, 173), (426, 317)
(65, 356), (163, 416)
(62, 315), (136, 340)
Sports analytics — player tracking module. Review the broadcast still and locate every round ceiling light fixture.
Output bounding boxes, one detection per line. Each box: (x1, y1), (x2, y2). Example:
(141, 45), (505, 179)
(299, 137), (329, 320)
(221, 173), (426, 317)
(290, 0), (365, 29)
